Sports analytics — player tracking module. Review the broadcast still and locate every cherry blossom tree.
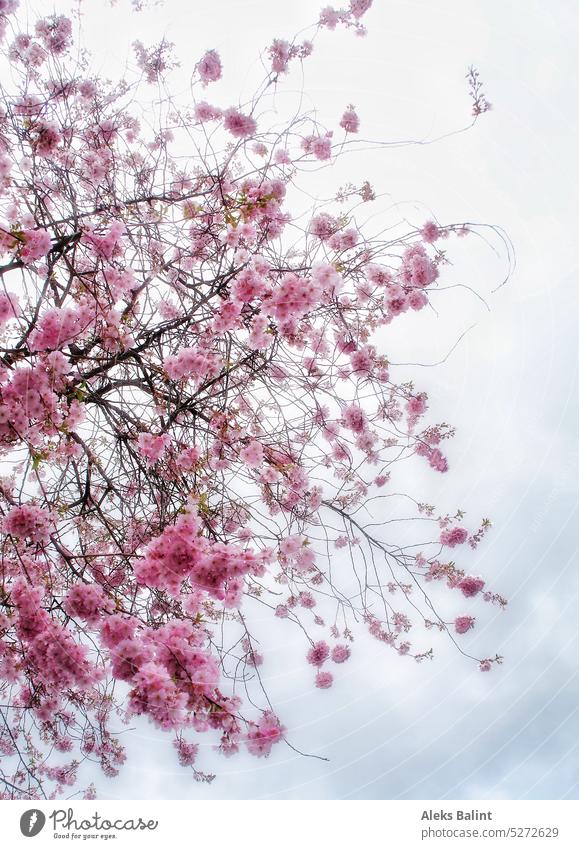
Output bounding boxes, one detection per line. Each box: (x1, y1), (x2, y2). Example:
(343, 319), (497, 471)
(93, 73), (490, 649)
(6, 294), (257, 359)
(0, 0), (505, 798)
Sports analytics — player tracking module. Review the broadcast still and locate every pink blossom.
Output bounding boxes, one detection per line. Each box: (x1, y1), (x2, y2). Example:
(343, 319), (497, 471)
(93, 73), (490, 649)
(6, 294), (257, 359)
(137, 432), (171, 465)
(268, 39), (291, 74)
(306, 640), (330, 667)
(340, 106), (359, 133)
(428, 448), (448, 473)
(421, 220), (440, 243)
(315, 671), (333, 688)
(223, 108), (257, 138)
(407, 289), (428, 311)
(231, 267), (267, 302)
(99, 615), (136, 650)
(240, 439), (264, 468)
(65, 584), (111, 626)
(246, 711), (284, 757)
(319, 6), (341, 29)
(197, 49), (222, 86)
(350, 0), (373, 19)
(173, 737), (199, 767)
(3, 504), (52, 544)
(164, 346), (222, 383)
(342, 403), (367, 433)
(457, 576), (485, 598)
(400, 244), (438, 288)
(268, 272), (322, 322)
(20, 228), (51, 263)
(440, 527), (468, 547)
(31, 120), (61, 157)
(28, 305), (91, 351)
(385, 283), (409, 316)
(274, 148), (291, 165)
(298, 591), (316, 609)
(35, 15), (72, 55)
(309, 213), (338, 240)
(82, 221), (125, 261)
(302, 133), (333, 160)
(0, 291), (19, 325)
(134, 508), (258, 600)
(331, 644), (351, 663)
(194, 101), (222, 122)
(454, 616), (475, 635)
(176, 446), (201, 471)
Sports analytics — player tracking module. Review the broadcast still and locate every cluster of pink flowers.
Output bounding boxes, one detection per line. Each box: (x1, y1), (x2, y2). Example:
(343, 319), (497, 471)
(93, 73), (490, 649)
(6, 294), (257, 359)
(328, 226), (358, 252)
(340, 105), (360, 133)
(28, 305), (92, 351)
(307, 640), (330, 666)
(194, 100), (222, 123)
(267, 272), (322, 324)
(196, 49), (222, 86)
(82, 222), (125, 261)
(137, 432), (171, 465)
(245, 710), (285, 757)
(400, 244), (439, 288)
(457, 576), (485, 598)
(421, 220), (441, 243)
(35, 14), (72, 55)
(342, 403), (368, 433)
(0, 291), (19, 326)
(416, 441), (449, 473)
(349, 345), (375, 376)
(309, 212), (339, 241)
(315, 671), (333, 688)
(311, 261), (343, 298)
(223, 108), (257, 138)
(11, 580), (102, 689)
(240, 439), (264, 468)
(0, 354), (70, 442)
(2, 503), (53, 544)
(134, 507), (262, 602)
(305, 639), (351, 689)
(230, 266), (268, 303)
(103, 620), (222, 731)
(267, 38), (313, 74)
(133, 39), (176, 84)
(20, 228), (51, 263)
(247, 313), (271, 350)
(332, 644), (351, 663)
(0, 153), (11, 190)
(176, 445), (201, 471)
(64, 583), (112, 625)
(31, 120), (61, 157)
(173, 737), (199, 767)
(406, 393), (428, 429)
(129, 661), (189, 729)
(9, 33), (47, 68)
(319, 0), (373, 33)
(164, 346), (222, 383)
(278, 534), (316, 572)
(440, 527), (469, 547)
(454, 616), (475, 634)
(302, 132), (333, 161)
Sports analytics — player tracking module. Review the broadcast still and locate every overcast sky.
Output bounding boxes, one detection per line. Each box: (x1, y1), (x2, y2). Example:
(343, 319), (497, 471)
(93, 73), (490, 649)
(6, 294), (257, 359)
(21, 0), (579, 800)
